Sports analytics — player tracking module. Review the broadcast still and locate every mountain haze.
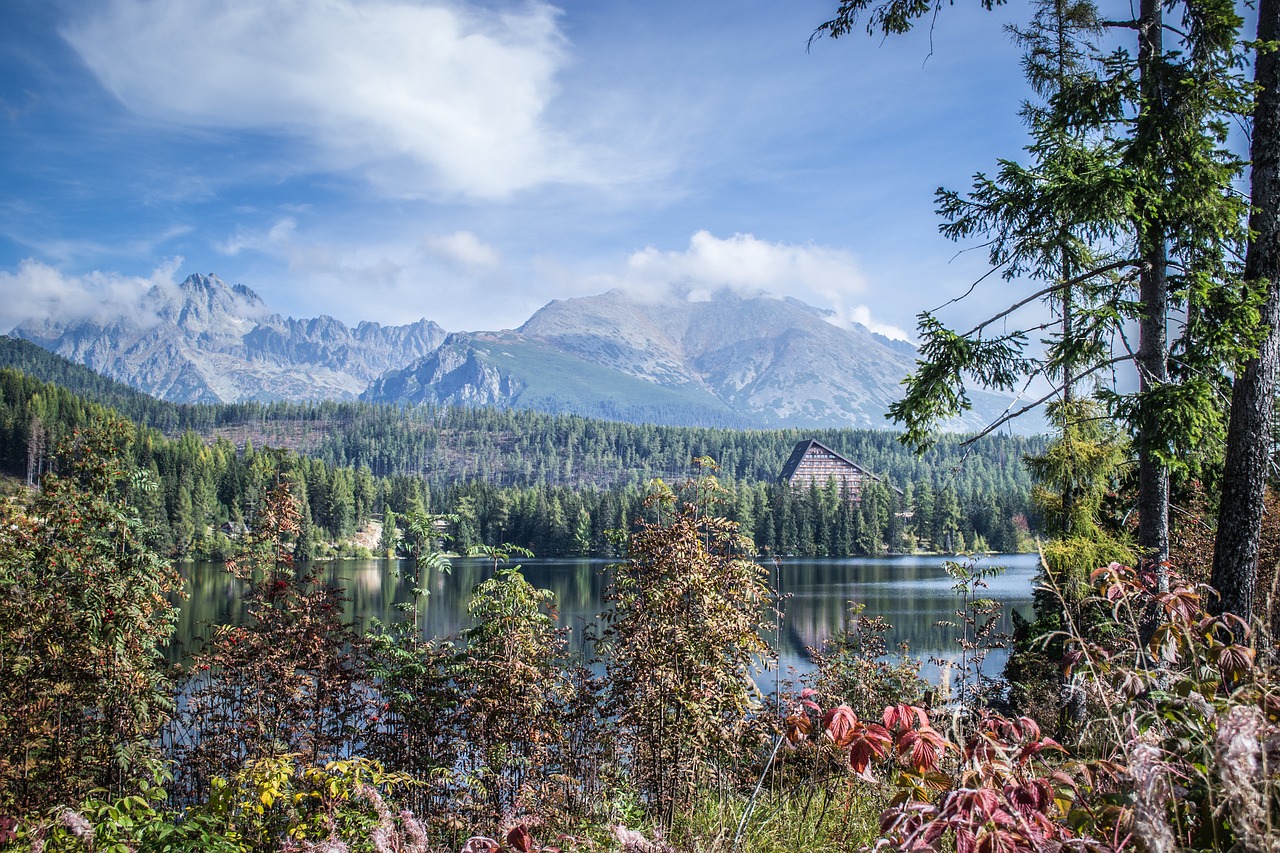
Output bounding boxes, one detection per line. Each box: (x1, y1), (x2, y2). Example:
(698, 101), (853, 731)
(365, 290), (1029, 431)
(9, 276), (1039, 433)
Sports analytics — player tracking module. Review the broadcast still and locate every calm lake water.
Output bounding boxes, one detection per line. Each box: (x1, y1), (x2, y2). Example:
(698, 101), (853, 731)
(173, 553), (1039, 682)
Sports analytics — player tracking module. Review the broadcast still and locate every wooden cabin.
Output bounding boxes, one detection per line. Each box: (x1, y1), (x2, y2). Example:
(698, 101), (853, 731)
(778, 439), (891, 504)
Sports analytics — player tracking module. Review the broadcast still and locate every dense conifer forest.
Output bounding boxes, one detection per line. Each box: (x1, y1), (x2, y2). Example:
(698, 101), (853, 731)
(0, 351), (1041, 558)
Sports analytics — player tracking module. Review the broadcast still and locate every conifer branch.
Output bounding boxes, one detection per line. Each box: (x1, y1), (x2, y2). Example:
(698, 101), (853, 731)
(959, 354), (1135, 446)
(965, 257), (1139, 337)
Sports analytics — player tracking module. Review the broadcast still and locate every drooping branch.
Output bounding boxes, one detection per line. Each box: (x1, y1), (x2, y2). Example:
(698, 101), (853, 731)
(930, 259), (1011, 313)
(959, 354), (1136, 446)
(965, 257), (1139, 337)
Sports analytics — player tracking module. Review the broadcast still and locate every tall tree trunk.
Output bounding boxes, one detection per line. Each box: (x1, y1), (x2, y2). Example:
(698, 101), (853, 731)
(1211, 0), (1280, 623)
(1061, 246), (1077, 536)
(1135, 0), (1171, 566)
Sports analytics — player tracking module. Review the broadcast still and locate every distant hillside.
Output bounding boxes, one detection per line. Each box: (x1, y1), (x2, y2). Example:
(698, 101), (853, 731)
(0, 335), (181, 423)
(0, 350), (1042, 501)
(366, 289), (1040, 432)
(0, 366), (1041, 559)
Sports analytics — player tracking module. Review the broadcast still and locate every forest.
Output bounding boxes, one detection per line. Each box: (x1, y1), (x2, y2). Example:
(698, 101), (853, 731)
(0, 365), (1040, 558)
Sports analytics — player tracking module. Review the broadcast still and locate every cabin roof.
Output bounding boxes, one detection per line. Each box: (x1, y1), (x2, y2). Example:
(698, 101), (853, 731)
(778, 439), (877, 481)
(778, 439), (903, 495)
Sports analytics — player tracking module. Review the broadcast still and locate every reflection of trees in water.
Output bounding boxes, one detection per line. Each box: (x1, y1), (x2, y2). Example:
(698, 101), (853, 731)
(173, 555), (1037, 675)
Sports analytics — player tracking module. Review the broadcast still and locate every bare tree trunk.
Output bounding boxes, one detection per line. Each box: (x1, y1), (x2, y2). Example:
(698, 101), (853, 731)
(1212, 0), (1280, 623)
(1135, 0), (1171, 567)
(26, 416), (45, 488)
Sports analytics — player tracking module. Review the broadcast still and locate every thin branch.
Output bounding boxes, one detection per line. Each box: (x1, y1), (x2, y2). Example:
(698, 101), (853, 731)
(1098, 18), (1140, 28)
(930, 259), (1010, 314)
(959, 355), (1137, 446)
(955, 369), (1045, 470)
(1167, 356), (1234, 407)
(965, 257), (1140, 337)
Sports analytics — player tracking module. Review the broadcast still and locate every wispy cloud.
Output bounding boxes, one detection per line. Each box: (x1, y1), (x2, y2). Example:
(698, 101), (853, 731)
(61, 0), (617, 199)
(613, 231), (911, 340)
(423, 231), (500, 272)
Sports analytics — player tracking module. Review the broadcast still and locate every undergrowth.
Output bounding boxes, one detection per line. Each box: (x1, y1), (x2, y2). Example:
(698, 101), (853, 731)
(3, 422), (1279, 853)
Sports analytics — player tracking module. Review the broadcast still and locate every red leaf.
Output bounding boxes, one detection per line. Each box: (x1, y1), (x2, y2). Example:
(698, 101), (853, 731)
(1059, 649), (1084, 676)
(1217, 644), (1256, 680)
(785, 713), (813, 745)
(883, 703), (929, 734)
(1004, 780), (1052, 816)
(848, 722), (893, 777)
(1016, 737), (1065, 765)
(950, 787), (1002, 821)
(966, 731), (1004, 763)
(1016, 716), (1040, 742)
(822, 704), (857, 746)
(507, 825), (533, 853)
(899, 726), (947, 773)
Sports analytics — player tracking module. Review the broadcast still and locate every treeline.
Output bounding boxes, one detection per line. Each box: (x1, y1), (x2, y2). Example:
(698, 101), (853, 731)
(0, 365), (1038, 558)
(427, 475), (1031, 557)
(0, 334), (1043, 489)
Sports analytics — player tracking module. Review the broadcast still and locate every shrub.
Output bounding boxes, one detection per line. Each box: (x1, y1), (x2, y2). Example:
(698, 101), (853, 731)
(166, 480), (374, 806)
(810, 604), (926, 725)
(0, 418), (181, 814)
(601, 470), (775, 828)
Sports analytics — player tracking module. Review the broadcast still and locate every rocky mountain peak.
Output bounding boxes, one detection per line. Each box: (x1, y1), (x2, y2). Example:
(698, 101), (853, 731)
(12, 273), (447, 403)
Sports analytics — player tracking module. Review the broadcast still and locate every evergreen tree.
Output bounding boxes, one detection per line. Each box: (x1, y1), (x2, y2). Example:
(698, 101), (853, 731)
(1212, 0), (1280, 624)
(819, 0), (1252, 566)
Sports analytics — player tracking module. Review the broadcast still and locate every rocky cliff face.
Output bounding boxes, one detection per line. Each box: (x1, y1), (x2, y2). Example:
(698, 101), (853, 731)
(363, 333), (525, 407)
(12, 273), (447, 403)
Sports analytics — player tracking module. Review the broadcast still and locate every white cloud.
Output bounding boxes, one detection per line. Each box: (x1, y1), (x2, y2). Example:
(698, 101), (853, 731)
(423, 231), (500, 271)
(221, 218), (299, 256)
(61, 0), (604, 199)
(616, 231), (911, 340)
(0, 258), (182, 333)
(217, 218), (410, 318)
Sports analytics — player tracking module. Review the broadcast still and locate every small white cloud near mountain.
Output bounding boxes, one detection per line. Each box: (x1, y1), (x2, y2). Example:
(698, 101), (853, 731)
(0, 258), (182, 334)
(613, 231), (911, 341)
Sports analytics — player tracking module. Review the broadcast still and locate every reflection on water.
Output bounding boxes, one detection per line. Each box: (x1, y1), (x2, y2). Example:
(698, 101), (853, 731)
(173, 553), (1039, 680)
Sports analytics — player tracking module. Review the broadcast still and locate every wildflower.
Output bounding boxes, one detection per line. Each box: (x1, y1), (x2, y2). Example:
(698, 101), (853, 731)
(613, 826), (675, 853)
(1130, 742), (1176, 853)
(56, 809), (94, 848)
(1216, 704), (1273, 853)
(460, 836), (500, 853)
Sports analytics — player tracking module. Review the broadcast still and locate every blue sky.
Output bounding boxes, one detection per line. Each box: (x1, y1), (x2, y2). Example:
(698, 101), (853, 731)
(0, 0), (1034, 339)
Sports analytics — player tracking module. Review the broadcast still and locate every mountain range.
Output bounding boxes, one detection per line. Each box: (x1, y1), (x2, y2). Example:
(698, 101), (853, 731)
(10, 273), (1035, 432)
(13, 274), (446, 403)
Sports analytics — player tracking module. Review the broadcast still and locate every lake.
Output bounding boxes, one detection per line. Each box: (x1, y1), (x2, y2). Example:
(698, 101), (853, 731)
(173, 552), (1040, 683)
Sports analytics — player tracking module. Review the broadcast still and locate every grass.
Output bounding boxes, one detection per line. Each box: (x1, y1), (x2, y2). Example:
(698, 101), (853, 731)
(664, 781), (886, 853)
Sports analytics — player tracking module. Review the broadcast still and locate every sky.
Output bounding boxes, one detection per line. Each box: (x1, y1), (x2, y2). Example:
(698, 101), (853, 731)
(0, 0), (1036, 341)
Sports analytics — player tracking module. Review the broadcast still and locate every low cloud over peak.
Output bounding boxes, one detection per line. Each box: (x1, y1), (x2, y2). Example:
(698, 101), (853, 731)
(0, 259), (182, 334)
(613, 231), (911, 341)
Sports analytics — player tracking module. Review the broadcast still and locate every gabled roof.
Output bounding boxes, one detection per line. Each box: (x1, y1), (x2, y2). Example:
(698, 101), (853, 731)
(778, 439), (905, 496)
(778, 439), (877, 481)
